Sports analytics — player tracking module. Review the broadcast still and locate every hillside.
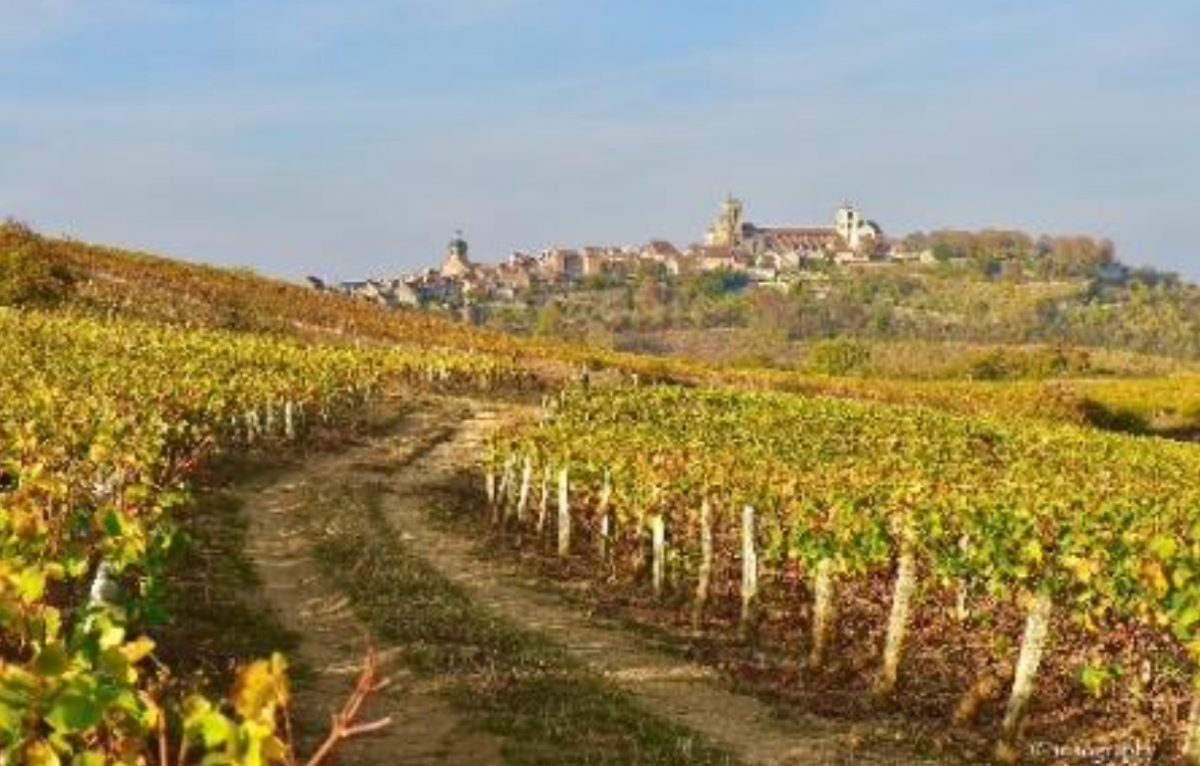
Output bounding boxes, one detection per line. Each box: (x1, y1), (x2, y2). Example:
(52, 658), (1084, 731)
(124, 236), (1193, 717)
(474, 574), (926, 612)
(0, 220), (523, 353)
(7, 221), (1200, 438)
(6, 229), (1200, 764)
(480, 258), (1200, 366)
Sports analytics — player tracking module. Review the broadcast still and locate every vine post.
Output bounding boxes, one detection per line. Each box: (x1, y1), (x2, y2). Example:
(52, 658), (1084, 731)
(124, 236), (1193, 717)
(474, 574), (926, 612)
(650, 514), (666, 596)
(557, 464), (571, 557)
(484, 445), (497, 510)
(485, 467), (497, 509)
(596, 471), (612, 561)
(876, 538), (917, 697)
(994, 589), (1054, 763)
(516, 455), (533, 524)
(537, 464), (551, 535)
(810, 557), (836, 668)
(245, 409), (259, 444)
(740, 505), (758, 635)
(1184, 676), (1200, 764)
(284, 400), (296, 440)
(693, 498), (713, 631)
(497, 455), (515, 522)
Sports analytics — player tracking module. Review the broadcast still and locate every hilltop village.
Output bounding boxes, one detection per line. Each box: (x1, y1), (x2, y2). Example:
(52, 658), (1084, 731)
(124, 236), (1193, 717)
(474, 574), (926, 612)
(310, 198), (933, 310)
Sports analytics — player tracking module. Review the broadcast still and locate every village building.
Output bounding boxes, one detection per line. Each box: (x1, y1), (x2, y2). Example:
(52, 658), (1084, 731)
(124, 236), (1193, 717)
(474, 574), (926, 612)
(688, 244), (750, 273)
(310, 198), (910, 310)
(440, 232), (474, 277)
(705, 195), (885, 263)
(638, 240), (689, 275)
(539, 247), (584, 283)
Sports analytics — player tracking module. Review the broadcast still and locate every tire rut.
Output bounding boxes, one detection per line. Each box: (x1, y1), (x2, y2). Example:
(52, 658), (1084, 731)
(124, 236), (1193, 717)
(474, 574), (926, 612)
(354, 398), (942, 766)
(238, 406), (505, 766)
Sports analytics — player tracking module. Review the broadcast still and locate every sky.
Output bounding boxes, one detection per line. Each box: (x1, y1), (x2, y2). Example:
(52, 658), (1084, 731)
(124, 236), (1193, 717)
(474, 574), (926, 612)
(1, 0), (1198, 281)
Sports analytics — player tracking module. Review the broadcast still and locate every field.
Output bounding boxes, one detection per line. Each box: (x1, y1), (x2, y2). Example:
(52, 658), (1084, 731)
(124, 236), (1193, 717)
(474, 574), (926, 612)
(4, 226), (1200, 764)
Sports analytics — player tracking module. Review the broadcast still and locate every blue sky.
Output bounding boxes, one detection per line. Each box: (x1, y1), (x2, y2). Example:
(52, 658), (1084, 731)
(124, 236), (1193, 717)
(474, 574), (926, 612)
(2, 0), (1198, 280)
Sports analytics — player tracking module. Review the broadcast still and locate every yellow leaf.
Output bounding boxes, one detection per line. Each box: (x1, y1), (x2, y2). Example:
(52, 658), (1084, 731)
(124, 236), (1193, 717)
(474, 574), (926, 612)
(120, 636), (156, 664)
(232, 653), (289, 723)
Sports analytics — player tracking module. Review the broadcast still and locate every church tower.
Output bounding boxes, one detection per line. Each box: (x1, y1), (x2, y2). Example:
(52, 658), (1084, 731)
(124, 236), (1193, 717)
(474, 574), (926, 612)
(440, 230), (473, 277)
(705, 195), (745, 247)
(835, 203), (862, 249)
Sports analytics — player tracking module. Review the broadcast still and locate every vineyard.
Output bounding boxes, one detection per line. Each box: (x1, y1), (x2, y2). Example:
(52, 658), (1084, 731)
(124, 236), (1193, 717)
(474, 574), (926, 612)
(0, 307), (525, 765)
(488, 385), (1200, 761)
(12, 222), (1200, 440)
(8, 223), (1200, 764)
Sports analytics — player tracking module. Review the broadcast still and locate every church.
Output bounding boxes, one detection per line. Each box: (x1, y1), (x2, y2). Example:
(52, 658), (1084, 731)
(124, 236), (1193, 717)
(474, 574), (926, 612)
(440, 231), (474, 277)
(704, 196), (884, 264)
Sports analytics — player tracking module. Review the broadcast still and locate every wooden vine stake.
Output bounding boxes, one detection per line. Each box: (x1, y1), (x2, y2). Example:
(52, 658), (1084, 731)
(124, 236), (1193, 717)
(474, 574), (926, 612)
(1184, 675), (1200, 764)
(810, 558), (836, 668)
(245, 409), (259, 445)
(650, 514), (666, 596)
(955, 585), (970, 622)
(556, 464), (571, 557)
(692, 498), (713, 631)
(536, 464), (551, 535)
(955, 535), (972, 622)
(876, 541), (917, 697)
(484, 447), (497, 510)
(740, 505), (758, 635)
(595, 471), (612, 560)
(284, 400), (296, 441)
(497, 456), (515, 522)
(994, 589), (1053, 763)
(515, 455), (533, 524)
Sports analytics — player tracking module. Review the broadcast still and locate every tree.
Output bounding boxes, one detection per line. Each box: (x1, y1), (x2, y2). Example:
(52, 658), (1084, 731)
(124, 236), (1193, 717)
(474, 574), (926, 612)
(534, 301), (566, 338)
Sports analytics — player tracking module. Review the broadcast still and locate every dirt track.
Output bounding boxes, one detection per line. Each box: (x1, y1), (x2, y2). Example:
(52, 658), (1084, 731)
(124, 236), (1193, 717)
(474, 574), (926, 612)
(238, 396), (939, 766)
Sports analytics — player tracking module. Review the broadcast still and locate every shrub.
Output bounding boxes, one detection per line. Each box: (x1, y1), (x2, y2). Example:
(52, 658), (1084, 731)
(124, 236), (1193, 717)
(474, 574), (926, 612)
(0, 239), (77, 307)
(806, 338), (872, 376)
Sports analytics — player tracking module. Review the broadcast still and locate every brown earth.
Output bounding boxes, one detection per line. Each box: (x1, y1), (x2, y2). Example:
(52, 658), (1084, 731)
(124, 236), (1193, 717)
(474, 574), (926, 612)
(237, 405), (505, 766)
(230, 395), (945, 766)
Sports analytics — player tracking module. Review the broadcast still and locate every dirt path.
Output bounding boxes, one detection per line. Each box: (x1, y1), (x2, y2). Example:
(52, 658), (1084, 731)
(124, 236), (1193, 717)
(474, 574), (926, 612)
(239, 405), (505, 766)
(237, 396), (939, 766)
(366, 399), (935, 766)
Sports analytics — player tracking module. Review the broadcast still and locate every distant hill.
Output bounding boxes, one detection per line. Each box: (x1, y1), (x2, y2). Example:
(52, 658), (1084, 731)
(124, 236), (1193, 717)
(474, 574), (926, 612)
(476, 255), (1200, 370)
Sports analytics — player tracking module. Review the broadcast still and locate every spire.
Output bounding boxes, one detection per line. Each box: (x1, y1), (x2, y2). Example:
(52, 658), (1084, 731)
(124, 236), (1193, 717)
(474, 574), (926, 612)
(441, 229), (472, 277)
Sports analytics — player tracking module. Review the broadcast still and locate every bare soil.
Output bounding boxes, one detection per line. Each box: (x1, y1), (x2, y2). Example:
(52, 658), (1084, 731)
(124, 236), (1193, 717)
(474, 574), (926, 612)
(230, 394), (948, 766)
(237, 405), (505, 765)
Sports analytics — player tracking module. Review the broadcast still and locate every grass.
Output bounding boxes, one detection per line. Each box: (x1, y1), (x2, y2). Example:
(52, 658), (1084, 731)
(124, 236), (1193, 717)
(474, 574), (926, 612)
(153, 486), (306, 694)
(308, 480), (743, 766)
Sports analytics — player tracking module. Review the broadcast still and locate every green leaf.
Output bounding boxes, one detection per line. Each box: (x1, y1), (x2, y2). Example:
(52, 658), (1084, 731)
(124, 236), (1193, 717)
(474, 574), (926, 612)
(1079, 663), (1112, 698)
(101, 509), (123, 537)
(32, 644), (70, 677)
(185, 697), (235, 750)
(14, 568), (47, 604)
(64, 556), (89, 579)
(191, 710), (234, 749)
(1150, 535), (1178, 560)
(46, 690), (103, 734)
(1174, 606), (1200, 639)
(97, 647), (130, 682)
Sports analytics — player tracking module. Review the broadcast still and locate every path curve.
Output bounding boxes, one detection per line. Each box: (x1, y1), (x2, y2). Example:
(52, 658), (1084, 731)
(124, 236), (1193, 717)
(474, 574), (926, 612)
(365, 398), (936, 766)
(239, 405), (506, 766)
